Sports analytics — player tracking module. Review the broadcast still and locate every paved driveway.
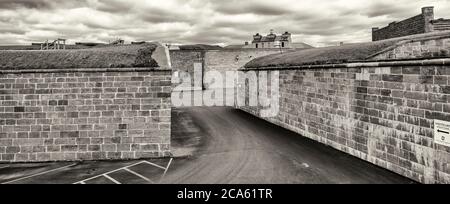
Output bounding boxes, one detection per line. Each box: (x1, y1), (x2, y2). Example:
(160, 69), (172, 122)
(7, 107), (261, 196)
(164, 107), (416, 184)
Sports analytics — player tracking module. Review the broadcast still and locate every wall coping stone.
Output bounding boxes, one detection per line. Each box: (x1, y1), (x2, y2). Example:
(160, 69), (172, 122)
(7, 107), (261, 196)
(367, 34), (450, 59)
(0, 67), (171, 74)
(239, 58), (450, 71)
(170, 48), (302, 52)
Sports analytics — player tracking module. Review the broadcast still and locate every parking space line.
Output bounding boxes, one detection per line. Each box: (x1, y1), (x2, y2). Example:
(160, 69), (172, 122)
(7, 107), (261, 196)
(74, 161), (147, 184)
(73, 159), (174, 184)
(2, 163), (77, 184)
(124, 168), (154, 184)
(103, 174), (121, 184)
(142, 160), (167, 170)
(161, 158), (173, 180)
(74, 175), (103, 184)
(0, 165), (10, 170)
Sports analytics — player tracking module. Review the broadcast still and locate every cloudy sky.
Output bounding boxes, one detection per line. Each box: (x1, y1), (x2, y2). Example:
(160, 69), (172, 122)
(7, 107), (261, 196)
(0, 0), (450, 47)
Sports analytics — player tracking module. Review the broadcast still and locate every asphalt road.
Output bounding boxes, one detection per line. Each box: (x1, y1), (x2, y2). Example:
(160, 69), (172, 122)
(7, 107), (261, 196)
(165, 107), (416, 184)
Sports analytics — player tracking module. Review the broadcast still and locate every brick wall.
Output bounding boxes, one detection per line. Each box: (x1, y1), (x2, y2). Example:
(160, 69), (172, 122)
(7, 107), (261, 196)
(432, 19), (450, 31)
(373, 15), (427, 41)
(372, 7), (435, 41)
(0, 68), (171, 163)
(238, 59), (450, 184)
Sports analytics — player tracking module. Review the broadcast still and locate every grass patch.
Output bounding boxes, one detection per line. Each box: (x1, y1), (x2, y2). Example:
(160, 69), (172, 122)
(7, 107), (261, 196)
(244, 31), (450, 68)
(0, 43), (159, 70)
(244, 41), (398, 68)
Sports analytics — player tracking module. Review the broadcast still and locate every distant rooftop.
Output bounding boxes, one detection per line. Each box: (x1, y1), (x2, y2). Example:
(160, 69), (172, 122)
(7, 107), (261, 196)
(178, 44), (223, 50)
(224, 44), (247, 49)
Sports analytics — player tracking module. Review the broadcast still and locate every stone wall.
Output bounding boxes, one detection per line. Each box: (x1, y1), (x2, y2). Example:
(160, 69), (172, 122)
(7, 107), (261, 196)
(0, 69), (171, 163)
(170, 49), (282, 90)
(372, 7), (434, 41)
(432, 19), (450, 31)
(238, 59), (450, 184)
(170, 50), (203, 90)
(372, 15), (426, 41)
(204, 49), (281, 73)
(0, 43), (172, 163)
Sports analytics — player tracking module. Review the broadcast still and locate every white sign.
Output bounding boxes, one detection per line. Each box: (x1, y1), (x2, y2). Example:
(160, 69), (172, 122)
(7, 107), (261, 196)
(434, 120), (450, 147)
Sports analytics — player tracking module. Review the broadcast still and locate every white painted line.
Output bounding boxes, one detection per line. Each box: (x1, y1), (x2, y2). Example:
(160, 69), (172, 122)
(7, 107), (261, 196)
(163, 158), (173, 176)
(73, 160), (173, 184)
(74, 161), (148, 184)
(142, 160), (167, 170)
(160, 158), (173, 181)
(2, 163), (77, 184)
(0, 165), (10, 170)
(124, 168), (154, 184)
(103, 174), (121, 184)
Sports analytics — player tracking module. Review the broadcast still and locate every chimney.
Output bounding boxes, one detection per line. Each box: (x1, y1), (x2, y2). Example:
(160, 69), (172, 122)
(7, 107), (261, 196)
(282, 31), (291, 36)
(422, 6), (434, 16)
(372, 27), (379, 42)
(253, 33), (262, 41)
(422, 6), (435, 32)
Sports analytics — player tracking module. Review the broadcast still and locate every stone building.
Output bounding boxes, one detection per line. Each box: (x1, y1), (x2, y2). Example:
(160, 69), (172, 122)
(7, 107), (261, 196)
(372, 6), (450, 41)
(224, 30), (313, 50)
(247, 30), (292, 49)
(249, 30), (292, 48)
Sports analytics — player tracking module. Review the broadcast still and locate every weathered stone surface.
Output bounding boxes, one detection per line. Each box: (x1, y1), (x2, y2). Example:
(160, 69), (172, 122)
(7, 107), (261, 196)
(170, 49), (281, 89)
(238, 63), (450, 184)
(372, 7), (446, 41)
(0, 69), (171, 163)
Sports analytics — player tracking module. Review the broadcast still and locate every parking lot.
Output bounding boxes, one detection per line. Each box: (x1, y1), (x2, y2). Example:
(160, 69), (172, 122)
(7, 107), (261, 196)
(0, 158), (173, 184)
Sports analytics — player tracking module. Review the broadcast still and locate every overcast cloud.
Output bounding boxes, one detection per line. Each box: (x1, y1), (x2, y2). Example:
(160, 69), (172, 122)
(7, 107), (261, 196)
(0, 0), (450, 47)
